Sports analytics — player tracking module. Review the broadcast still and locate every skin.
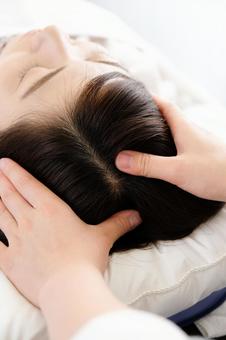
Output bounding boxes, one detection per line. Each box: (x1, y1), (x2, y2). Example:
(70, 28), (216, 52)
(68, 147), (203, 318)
(0, 98), (225, 340)
(0, 158), (141, 340)
(0, 25), (127, 129)
(0, 23), (226, 337)
(116, 96), (226, 202)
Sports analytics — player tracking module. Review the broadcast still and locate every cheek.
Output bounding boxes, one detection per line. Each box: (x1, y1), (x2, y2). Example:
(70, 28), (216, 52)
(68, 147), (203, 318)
(0, 57), (21, 93)
(0, 90), (21, 129)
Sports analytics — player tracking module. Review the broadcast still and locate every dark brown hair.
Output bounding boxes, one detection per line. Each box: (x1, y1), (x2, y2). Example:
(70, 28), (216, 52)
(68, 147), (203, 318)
(0, 72), (224, 252)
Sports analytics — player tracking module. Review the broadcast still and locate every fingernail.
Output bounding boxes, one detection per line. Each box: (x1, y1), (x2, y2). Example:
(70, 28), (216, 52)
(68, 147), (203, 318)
(129, 212), (142, 226)
(116, 152), (133, 170)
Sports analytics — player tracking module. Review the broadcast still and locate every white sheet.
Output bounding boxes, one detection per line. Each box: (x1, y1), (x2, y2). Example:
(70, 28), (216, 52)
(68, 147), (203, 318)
(0, 1), (226, 339)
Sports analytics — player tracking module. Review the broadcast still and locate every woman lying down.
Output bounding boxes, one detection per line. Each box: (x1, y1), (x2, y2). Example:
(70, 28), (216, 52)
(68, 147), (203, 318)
(0, 25), (224, 252)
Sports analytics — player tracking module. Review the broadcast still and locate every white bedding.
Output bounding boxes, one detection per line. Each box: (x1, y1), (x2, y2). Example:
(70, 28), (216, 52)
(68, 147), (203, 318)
(0, 1), (226, 339)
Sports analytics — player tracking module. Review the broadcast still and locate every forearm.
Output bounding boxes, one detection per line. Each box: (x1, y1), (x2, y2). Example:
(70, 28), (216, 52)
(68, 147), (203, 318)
(39, 264), (127, 340)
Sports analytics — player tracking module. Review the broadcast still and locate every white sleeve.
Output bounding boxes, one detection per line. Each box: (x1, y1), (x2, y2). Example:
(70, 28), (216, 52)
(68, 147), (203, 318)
(70, 309), (195, 340)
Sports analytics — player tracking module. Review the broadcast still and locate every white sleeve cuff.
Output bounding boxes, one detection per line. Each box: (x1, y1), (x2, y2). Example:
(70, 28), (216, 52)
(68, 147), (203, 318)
(71, 309), (189, 340)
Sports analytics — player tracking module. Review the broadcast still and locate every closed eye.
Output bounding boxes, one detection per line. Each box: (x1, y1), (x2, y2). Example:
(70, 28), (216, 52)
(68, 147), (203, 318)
(18, 63), (40, 83)
(20, 66), (66, 100)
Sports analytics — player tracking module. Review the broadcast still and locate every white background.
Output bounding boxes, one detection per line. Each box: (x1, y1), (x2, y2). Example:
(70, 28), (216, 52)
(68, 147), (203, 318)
(91, 0), (226, 107)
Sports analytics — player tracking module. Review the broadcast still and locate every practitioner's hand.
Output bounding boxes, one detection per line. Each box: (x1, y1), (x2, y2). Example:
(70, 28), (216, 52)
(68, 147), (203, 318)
(0, 158), (141, 307)
(116, 96), (226, 202)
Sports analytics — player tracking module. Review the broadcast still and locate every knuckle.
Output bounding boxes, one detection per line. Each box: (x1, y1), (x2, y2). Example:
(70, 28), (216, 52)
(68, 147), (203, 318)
(99, 228), (111, 243)
(1, 185), (14, 200)
(20, 216), (32, 228)
(115, 215), (126, 229)
(115, 215), (130, 234)
(41, 200), (58, 217)
(14, 172), (30, 188)
(0, 172), (12, 194)
(0, 201), (6, 216)
(138, 154), (151, 177)
(172, 157), (186, 186)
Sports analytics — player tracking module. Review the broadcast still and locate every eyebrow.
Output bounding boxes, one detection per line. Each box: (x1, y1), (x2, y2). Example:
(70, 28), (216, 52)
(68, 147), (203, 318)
(21, 60), (128, 100)
(21, 66), (66, 100)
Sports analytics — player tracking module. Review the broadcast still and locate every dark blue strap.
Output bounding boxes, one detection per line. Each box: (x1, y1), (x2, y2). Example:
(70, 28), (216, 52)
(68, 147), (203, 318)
(168, 287), (226, 327)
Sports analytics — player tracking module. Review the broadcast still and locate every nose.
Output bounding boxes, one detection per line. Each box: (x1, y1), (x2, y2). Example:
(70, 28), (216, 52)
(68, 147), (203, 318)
(43, 25), (70, 47)
(31, 25), (71, 67)
(43, 25), (90, 62)
(24, 29), (43, 39)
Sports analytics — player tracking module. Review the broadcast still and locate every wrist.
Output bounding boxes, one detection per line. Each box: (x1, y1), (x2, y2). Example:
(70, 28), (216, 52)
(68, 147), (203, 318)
(39, 262), (96, 305)
(39, 263), (126, 340)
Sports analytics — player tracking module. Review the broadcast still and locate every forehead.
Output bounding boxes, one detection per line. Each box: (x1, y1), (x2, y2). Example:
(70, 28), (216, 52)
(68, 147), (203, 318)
(23, 59), (124, 117)
(65, 59), (125, 93)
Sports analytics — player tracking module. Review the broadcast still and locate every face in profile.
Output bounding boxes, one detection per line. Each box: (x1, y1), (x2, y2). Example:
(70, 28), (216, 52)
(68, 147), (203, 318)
(0, 25), (127, 129)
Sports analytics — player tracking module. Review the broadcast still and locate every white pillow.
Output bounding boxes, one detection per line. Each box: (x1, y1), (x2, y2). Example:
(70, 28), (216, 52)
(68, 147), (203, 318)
(0, 1), (226, 339)
(105, 205), (226, 316)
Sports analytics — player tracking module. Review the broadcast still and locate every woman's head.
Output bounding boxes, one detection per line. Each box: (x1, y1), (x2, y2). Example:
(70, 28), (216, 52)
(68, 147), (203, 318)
(0, 66), (224, 252)
(0, 25), (127, 129)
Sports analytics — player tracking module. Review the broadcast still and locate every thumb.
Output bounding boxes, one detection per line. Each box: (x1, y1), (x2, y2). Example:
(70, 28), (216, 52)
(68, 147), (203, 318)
(116, 150), (180, 183)
(98, 210), (142, 245)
